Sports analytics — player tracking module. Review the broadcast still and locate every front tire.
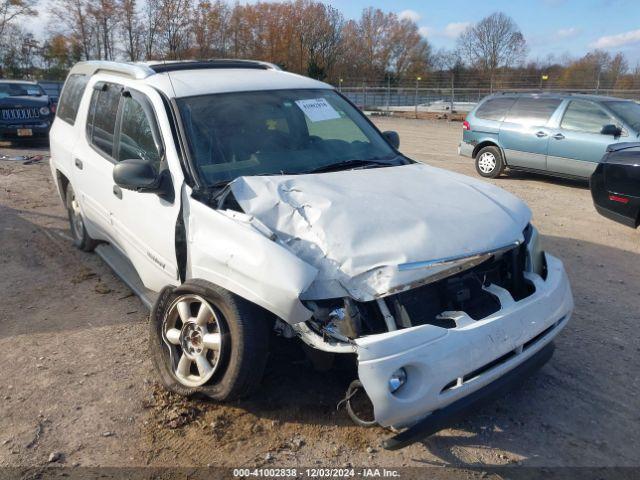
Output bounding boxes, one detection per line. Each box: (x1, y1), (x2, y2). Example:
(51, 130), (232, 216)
(65, 183), (98, 252)
(150, 280), (271, 401)
(475, 146), (504, 179)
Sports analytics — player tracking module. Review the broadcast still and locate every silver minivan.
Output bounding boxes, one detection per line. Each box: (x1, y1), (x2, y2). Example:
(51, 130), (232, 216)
(459, 93), (640, 179)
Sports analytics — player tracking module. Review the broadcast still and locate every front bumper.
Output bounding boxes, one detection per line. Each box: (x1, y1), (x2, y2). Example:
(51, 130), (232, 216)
(355, 252), (573, 429)
(0, 121), (51, 138)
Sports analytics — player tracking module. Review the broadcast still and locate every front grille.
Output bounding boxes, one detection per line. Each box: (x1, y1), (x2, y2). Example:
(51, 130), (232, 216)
(1, 107), (40, 121)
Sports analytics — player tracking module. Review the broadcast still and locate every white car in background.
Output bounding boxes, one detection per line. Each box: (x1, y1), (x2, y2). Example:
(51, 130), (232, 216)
(49, 60), (573, 449)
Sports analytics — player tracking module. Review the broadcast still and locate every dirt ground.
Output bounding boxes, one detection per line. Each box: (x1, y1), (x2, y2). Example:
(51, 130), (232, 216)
(1, 119), (639, 473)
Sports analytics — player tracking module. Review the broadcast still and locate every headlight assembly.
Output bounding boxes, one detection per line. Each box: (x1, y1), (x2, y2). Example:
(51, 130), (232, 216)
(525, 225), (545, 276)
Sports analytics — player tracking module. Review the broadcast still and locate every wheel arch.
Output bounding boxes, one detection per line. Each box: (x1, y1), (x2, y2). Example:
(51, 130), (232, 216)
(55, 169), (70, 203)
(472, 141), (506, 164)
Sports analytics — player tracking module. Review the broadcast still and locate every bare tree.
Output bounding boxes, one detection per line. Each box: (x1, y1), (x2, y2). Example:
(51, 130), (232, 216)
(120, 0), (143, 61)
(0, 0), (36, 40)
(49, 0), (93, 60)
(457, 12), (527, 89)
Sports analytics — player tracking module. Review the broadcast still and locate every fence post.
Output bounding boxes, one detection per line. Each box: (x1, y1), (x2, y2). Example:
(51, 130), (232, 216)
(362, 80), (367, 110)
(415, 76), (421, 119)
(386, 76), (390, 113)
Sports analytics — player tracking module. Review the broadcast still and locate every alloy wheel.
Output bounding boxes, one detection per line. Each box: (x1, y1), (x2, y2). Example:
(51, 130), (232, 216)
(162, 294), (225, 387)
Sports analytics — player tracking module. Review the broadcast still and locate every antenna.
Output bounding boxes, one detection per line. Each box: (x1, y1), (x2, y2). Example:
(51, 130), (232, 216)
(158, 50), (178, 98)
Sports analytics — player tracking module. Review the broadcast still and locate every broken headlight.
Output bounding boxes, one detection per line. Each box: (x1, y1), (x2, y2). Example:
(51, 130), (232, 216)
(525, 224), (544, 276)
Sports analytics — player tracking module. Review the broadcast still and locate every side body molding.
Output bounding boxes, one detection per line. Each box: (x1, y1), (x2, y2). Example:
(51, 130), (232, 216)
(184, 196), (317, 323)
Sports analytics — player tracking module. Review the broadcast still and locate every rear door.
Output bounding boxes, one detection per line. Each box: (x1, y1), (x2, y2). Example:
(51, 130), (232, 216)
(71, 81), (122, 243)
(547, 99), (624, 178)
(498, 97), (563, 171)
(109, 86), (182, 291)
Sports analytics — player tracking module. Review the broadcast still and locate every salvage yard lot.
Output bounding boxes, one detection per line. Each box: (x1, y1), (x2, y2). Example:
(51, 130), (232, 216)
(0, 118), (638, 470)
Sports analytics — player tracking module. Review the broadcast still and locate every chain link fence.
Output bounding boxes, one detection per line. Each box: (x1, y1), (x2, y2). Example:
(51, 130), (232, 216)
(335, 80), (640, 116)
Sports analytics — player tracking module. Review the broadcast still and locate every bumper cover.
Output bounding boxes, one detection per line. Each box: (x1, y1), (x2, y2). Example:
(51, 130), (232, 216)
(0, 122), (51, 138)
(458, 141), (474, 157)
(355, 253), (573, 429)
(383, 340), (555, 449)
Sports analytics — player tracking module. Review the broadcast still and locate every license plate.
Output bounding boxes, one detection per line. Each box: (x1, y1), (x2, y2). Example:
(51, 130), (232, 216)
(17, 129), (33, 137)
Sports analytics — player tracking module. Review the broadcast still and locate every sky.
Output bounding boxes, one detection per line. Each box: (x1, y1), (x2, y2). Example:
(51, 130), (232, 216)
(29, 0), (640, 65)
(322, 0), (640, 65)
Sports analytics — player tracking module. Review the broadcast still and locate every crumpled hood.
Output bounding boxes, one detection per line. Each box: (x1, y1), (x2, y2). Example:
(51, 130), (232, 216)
(230, 163), (531, 300)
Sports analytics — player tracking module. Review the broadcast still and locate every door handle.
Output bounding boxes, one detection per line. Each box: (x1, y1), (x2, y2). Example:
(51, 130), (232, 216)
(535, 131), (548, 138)
(113, 185), (122, 199)
(74, 158), (83, 170)
(552, 133), (565, 140)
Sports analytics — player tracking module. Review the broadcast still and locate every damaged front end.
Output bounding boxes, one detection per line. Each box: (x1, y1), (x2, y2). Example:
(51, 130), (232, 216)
(291, 224), (572, 442)
(189, 164), (572, 445)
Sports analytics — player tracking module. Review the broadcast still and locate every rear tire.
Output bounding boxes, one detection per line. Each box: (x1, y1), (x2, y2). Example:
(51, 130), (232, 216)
(65, 183), (98, 252)
(475, 146), (504, 179)
(150, 280), (271, 401)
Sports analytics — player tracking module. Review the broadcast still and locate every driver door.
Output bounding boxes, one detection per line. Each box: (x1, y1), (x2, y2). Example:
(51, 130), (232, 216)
(110, 88), (182, 291)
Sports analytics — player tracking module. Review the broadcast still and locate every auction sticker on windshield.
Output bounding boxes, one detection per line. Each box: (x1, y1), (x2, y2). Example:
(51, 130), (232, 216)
(295, 98), (341, 122)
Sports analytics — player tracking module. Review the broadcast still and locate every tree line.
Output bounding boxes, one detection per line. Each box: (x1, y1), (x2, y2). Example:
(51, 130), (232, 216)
(0, 0), (639, 92)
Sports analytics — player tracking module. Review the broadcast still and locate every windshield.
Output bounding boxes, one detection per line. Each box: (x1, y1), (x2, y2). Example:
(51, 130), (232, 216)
(0, 83), (45, 98)
(176, 89), (397, 186)
(604, 101), (640, 130)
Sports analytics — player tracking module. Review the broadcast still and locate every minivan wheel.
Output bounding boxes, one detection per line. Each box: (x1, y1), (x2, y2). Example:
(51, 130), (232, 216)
(65, 183), (98, 252)
(475, 146), (504, 179)
(150, 280), (270, 401)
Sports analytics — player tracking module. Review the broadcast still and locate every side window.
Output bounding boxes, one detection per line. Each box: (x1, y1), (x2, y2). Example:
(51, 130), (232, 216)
(504, 98), (562, 125)
(561, 101), (616, 134)
(56, 74), (89, 125)
(475, 98), (516, 121)
(117, 95), (161, 167)
(86, 83), (121, 159)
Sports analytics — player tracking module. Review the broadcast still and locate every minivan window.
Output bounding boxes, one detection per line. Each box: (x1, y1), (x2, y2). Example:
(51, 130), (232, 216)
(117, 95), (161, 166)
(475, 98), (516, 121)
(504, 97), (562, 125)
(603, 101), (640, 130)
(561, 101), (615, 134)
(56, 75), (89, 125)
(177, 89), (397, 185)
(87, 84), (121, 158)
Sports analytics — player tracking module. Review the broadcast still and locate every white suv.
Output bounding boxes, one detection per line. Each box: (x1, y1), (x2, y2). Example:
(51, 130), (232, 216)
(50, 60), (574, 448)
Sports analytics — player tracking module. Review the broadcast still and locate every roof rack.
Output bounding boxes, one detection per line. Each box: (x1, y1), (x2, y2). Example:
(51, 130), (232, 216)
(145, 59), (281, 73)
(68, 59), (281, 80)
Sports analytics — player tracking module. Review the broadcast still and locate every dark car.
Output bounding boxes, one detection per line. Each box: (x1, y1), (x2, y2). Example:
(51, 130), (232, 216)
(0, 80), (55, 142)
(590, 142), (640, 228)
(38, 80), (64, 106)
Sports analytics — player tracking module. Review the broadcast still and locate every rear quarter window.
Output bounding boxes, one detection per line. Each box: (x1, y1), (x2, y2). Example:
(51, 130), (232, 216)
(56, 74), (89, 125)
(504, 97), (562, 125)
(475, 98), (516, 121)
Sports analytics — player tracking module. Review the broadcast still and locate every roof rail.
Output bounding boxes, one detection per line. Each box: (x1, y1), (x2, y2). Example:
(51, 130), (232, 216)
(69, 61), (155, 80)
(144, 59), (282, 73)
(68, 59), (281, 80)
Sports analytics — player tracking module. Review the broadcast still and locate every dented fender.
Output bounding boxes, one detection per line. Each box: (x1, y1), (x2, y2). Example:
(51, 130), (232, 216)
(184, 196), (317, 323)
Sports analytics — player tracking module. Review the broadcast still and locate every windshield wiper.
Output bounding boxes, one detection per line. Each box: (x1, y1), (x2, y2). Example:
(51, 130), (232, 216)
(303, 158), (395, 174)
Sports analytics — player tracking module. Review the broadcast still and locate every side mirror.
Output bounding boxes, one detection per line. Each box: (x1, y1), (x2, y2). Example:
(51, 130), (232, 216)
(113, 158), (162, 192)
(383, 130), (400, 149)
(601, 124), (621, 137)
